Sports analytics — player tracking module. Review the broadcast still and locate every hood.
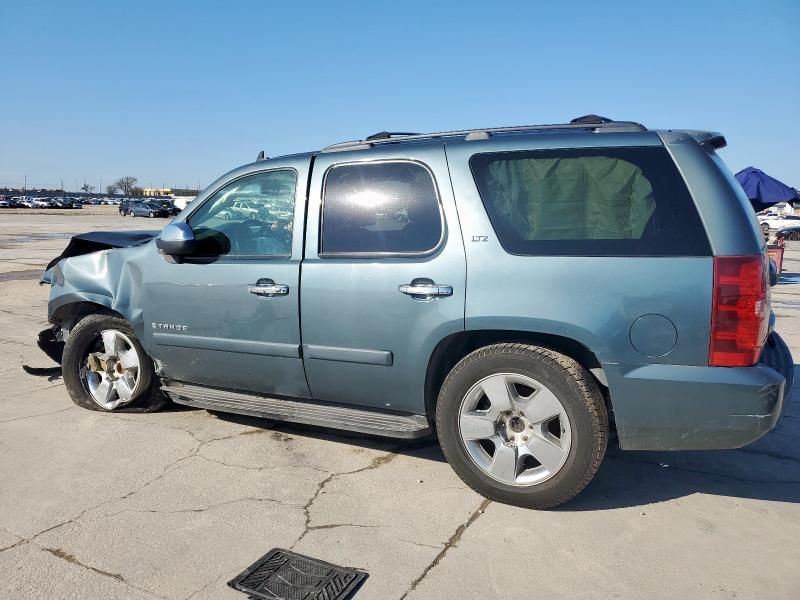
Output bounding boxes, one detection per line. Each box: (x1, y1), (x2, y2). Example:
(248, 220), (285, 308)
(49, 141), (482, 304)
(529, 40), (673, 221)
(44, 230), (158, 272)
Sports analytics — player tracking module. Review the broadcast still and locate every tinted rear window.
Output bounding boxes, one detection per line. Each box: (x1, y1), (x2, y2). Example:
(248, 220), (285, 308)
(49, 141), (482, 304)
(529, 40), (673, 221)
(470, 146), (711, 256)
(321, 161), (443, 255)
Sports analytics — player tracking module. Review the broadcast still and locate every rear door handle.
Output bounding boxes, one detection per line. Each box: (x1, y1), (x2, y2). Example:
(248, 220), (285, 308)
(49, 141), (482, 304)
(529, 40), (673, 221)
(248, 278), (289, 297)
(399, 278), (453, 301)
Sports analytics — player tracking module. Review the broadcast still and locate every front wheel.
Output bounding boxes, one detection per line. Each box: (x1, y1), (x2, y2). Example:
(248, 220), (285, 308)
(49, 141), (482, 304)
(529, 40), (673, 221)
(436, 343), (607, 509)
(62, 314), (169, 412)
(149, 211), (154, 218)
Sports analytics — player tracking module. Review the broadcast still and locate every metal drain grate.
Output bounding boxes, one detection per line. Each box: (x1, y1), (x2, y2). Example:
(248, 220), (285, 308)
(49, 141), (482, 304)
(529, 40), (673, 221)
(228, 548), (368, 600)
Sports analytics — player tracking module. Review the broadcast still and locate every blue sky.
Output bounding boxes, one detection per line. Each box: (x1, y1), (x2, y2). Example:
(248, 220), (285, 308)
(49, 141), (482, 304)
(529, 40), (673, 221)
(1, 0), (798, 192)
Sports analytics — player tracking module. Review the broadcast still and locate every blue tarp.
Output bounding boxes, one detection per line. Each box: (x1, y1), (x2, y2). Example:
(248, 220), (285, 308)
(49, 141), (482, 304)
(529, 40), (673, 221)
(735, 167), (799, 211)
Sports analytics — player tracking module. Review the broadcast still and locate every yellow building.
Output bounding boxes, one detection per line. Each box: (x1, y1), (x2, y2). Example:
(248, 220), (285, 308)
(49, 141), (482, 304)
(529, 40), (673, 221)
(142, 187), (199, 198)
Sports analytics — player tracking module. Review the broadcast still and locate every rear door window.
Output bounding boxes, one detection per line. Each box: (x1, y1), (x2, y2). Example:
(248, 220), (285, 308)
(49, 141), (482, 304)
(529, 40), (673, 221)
(320, 161), (443, 255)
(470, 147), (711, 256)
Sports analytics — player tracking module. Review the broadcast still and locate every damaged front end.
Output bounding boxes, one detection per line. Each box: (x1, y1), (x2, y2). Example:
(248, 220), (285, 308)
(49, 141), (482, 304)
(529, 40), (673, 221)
(37, 326), (64, 364)
(38, 230), (158, 364)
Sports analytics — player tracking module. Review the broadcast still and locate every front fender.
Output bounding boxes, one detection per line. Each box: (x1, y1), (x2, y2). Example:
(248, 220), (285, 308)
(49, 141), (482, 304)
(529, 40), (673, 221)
(47, 244), (151, 339)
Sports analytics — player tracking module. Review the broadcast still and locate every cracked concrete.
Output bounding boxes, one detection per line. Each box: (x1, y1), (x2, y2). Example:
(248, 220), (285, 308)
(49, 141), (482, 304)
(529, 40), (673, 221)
(1, 210), (800, 599)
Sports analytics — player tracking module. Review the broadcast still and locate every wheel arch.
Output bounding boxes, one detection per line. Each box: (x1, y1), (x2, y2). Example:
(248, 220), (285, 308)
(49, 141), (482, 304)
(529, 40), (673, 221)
(51, 297), (126, 333)
(424, 329), (607, 419)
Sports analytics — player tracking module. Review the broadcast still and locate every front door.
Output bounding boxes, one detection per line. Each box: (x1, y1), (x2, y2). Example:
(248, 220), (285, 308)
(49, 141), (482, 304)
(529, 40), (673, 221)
(300, 143), (466, 414)
(142, 157), (311, 398)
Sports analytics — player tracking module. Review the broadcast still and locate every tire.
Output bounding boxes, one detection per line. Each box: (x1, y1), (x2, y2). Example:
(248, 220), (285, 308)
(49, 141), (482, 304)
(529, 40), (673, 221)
(149, 211), (154, 218)
(62, 313), (169, 413)
(436, 343), (608, 509)
(129, 211), (136, 217)
(762, 223), (770, 235)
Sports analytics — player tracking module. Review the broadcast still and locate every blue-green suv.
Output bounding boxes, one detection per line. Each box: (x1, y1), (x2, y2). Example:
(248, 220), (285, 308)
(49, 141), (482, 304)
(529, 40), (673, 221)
(40, 115), (793, 508)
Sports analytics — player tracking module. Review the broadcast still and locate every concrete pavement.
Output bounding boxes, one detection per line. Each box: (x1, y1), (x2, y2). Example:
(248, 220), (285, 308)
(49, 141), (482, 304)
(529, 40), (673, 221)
(1, 209), (798, 599)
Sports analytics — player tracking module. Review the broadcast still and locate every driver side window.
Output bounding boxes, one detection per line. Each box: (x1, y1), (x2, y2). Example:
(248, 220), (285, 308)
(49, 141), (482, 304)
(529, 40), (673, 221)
(187, 170), (296, 257)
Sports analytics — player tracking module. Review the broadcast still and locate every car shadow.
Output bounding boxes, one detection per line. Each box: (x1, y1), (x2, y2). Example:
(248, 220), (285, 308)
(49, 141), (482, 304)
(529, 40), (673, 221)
(208, 410), (444, 458)
(20, 361), (800, 509)
(212, 380), (800, 511)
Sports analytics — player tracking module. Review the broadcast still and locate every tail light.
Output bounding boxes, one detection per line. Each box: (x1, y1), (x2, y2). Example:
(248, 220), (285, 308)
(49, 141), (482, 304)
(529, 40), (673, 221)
(709, 255), (769, 367)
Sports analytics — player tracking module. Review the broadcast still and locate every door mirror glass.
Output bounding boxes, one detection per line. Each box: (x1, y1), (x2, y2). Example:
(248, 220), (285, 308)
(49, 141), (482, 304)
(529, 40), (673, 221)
(156, 222), (196, 255)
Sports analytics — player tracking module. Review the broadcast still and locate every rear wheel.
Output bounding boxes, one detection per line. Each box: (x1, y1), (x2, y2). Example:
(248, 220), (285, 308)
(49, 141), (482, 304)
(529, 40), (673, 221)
(436, 343), (607, 509)
(62, 314), (168, 412)
(149, 211), (154, 218)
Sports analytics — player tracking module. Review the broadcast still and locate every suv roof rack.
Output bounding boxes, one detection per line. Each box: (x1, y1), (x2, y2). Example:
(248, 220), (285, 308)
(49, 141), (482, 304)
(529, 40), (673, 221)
(322, 115), (646, 152)
(365, 131), (420, 141)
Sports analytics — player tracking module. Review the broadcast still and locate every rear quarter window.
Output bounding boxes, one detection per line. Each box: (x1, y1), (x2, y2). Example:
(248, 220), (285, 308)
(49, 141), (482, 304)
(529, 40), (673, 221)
(469, 146), (711, 256)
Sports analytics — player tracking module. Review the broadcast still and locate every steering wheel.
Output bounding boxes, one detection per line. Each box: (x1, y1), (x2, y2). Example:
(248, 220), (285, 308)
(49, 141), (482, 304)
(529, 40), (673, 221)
(228, 219), (262, 254)
(232, 218), (289, 254)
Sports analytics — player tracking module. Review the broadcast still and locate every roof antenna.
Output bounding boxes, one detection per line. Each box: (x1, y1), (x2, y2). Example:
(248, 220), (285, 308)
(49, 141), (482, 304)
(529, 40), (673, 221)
(256, 150), (267, 161)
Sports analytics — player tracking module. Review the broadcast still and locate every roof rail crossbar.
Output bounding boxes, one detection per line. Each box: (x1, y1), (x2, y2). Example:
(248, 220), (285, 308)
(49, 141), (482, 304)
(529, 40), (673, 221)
(365, 131), (420, 141)
(322, 118), (646, 152)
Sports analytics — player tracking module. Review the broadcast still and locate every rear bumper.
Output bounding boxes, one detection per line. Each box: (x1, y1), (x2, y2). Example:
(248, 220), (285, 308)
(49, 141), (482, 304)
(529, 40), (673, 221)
(607, 333), (792, 451)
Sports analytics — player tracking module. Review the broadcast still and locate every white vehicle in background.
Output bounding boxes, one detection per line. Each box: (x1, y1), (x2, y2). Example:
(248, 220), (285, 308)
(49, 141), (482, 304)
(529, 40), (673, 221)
(758, 212), (800, 234)
(172, 196), (196, 210)
(32, 198), (53, 208)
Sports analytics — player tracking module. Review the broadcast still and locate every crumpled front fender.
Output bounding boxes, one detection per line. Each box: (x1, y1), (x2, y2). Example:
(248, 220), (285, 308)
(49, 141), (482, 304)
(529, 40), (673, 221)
(46, 243), (152, 339)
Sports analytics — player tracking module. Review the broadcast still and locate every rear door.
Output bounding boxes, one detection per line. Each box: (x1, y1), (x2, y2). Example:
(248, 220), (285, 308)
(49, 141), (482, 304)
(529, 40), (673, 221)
(300, 142), (466, 414)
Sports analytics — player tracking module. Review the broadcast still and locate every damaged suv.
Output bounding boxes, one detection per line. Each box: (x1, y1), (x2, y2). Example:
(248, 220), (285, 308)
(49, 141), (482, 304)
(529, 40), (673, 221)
(40, 116), (793, 509)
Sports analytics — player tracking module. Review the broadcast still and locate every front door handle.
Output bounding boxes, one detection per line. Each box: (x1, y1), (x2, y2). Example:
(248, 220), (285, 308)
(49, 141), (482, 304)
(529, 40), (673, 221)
(248, 278), (289, 297)
(399, 278), (453, 301)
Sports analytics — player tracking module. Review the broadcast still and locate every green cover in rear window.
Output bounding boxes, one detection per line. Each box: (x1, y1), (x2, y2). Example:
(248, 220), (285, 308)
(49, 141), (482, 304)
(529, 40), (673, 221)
(470, 146), (711, 257)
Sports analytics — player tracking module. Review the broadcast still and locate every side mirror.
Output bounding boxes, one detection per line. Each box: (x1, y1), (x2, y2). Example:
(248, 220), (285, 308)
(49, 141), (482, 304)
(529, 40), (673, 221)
(156, 223), (196, 256)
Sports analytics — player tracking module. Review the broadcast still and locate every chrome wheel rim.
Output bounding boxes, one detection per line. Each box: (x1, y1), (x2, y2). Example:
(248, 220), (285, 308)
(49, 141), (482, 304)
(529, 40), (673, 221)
(458, 373), (572, 486)
(82, 329), (142, 410)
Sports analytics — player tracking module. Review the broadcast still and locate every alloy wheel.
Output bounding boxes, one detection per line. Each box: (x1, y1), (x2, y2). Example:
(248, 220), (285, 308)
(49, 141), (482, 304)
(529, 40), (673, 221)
(458, 373), (572, 486)
(81, 329), (142, 410)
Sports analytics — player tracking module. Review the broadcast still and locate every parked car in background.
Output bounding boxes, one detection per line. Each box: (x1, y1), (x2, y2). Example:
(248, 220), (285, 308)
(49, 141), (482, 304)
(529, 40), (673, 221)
(172, 196), (196, 210)
(0, 199), (9, 208)
(49, 197), (81, 209)
(218, 199), (260, 220)
(124, 200), (170, 218)
(32, 198), (54, 208)
(150, 199), (181, 216)
(40, 115), (793, 509)
(119, 199), (140, 215)
(758, 213), (800, 234)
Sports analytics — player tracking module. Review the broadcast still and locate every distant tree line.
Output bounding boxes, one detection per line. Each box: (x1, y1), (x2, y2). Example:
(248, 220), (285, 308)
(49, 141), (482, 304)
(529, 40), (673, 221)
(106, 176), (142, 196)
